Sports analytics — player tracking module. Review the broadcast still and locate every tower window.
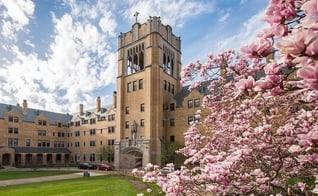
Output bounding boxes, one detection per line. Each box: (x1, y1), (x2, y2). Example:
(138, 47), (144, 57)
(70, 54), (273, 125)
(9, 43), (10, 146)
(140, 119), (145, 127)
(127, 82), (131, 92)
(133, 81), (137, 91)
(125, 106), (129, 114)
(139, 79), (143, 89)
(140, 103), (145, 112)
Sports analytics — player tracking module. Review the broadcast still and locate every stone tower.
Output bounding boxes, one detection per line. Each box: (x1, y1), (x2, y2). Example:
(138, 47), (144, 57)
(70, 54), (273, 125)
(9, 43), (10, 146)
(114, 16), (182, 169)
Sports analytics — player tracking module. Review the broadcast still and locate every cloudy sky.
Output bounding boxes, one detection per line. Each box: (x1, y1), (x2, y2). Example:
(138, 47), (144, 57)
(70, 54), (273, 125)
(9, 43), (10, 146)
(0, 0), (268, 114)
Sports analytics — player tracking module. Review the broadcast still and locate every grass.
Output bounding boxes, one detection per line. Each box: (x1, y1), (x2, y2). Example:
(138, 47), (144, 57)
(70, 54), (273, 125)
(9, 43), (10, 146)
(0, 174), (164, 196)
(0, 170), (78, 180)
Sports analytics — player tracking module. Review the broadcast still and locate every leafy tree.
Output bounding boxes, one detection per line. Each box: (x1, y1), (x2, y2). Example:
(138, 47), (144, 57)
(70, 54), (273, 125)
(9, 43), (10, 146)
(98, 145), (114, 163)
(161, 142), (185, 167)
(134, 0), (318, 195)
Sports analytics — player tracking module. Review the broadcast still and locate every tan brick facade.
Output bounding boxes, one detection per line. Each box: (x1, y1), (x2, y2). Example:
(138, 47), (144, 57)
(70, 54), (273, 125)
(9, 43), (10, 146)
(0, 17), (207, 169)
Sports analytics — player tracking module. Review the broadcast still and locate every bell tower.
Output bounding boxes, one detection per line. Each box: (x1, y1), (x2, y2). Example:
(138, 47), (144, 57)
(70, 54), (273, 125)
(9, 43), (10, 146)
(114, 16), (181, 168)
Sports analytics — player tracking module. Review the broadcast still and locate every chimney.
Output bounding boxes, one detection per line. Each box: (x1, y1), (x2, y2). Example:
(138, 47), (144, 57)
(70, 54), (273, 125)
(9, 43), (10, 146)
(113, 91), (117, 108)
(79, 104), (84, 116)
(96, 96), (101, 112)
(16, 103), (20, 107)
(22, 100), (28, 115)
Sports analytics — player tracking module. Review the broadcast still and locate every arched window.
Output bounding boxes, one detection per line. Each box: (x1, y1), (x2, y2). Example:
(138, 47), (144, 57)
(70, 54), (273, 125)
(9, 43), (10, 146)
(139, 52), (144, 70)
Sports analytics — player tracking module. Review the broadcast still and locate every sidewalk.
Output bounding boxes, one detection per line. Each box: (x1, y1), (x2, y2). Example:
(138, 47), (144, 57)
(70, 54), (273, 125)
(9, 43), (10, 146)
(0, 170), (105, 187)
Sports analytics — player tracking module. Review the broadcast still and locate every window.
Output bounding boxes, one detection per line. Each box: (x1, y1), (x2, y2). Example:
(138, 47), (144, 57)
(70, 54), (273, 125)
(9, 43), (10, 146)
(188, 100), (194, 108)
(140, 103), (145, 112)
(169, 103), (175, 111)
(127, 82), (131, 92)
(75, 121), (80, 126)
(172, 84), (175, 94)
(188, 116), (194, 125)
(90, 118), (96, 124)
(90, 141), (96, 147)
(169, 118), (175, 127)
(164, 80), (167, 90)
(75, 141), (80, 147)
(139, 79), (143, 89)
(170, 135), (175, 143)
(25, 139), (31, 147)
(75, 131), (80, 137)
(194, 98), (200, 107)
(168, 82), (171, 92)
(58, 122), (61, 127)
(38, 130), (46, 136)
(57, 132), (65, 137)
(125, 121), (129, 129)
(8, 116), (19, 122)
(90, 129), (96, 135)
(133, 81), (137, 91)
(108, 139), (115, 145)
(8, 138), (18, 147)
(90, 154), (96, 162)
(54, 141), (64, 148)
(8, 127), (18, 134)
(125, 106), (129, 114)
(108, 126), (115, 133)
(140, 119), (145, 127)
(108, 114), (115, 121)
(38, 120), (47, 126)
(38, 140), (50, 147)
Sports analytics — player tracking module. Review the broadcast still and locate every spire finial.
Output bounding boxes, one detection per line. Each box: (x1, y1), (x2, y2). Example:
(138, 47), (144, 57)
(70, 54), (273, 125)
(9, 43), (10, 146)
(134, 11), (139, 23)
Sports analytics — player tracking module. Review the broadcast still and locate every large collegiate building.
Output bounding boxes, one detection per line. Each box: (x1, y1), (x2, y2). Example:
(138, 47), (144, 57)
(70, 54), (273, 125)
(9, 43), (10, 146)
(0, 17), (207, 169)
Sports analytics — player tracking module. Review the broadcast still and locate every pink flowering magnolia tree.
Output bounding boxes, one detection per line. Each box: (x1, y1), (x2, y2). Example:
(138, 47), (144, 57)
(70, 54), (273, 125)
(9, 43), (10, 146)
(133, 0), (318, 195)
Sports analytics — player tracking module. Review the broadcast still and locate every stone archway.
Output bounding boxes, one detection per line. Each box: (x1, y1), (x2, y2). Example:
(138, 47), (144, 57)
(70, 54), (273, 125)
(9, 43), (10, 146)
(15, 154), (22, 166)
(120, 147), (142, 169)
(2, 153), (11, 166)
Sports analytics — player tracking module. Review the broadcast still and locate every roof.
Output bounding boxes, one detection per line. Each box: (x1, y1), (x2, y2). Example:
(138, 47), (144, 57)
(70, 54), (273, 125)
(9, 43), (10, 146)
(173, 80), (211, 107)
(12, 147), (71, 154)
(0, 103), (72, 125)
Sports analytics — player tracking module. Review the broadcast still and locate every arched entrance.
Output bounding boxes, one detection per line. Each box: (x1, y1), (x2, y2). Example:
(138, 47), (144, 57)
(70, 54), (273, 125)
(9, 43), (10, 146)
(47, 154), (53, 164)
(26, 154), (32, 166)
(2, 153), (11, 166)
(36, 154), (43, 165)
(15, 154), (22, 166)
(120, 147), (142, 169)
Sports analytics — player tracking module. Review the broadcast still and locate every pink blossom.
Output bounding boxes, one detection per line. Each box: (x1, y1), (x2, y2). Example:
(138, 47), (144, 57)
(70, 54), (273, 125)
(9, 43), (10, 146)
(304, 29), (318, 56)
(297, 64), (318, 91)
(241, 38), (274, 58)
(235, 76), (255, 95)
(288, 145), (302, 153)
(298, 182), (306, 192)
(275, 29), (306, 56)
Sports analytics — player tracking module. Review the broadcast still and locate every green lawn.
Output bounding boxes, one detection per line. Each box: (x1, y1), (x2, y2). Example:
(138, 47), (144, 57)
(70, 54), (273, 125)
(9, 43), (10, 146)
(0, 175), (164, 196)
(0, 170), (78, 180)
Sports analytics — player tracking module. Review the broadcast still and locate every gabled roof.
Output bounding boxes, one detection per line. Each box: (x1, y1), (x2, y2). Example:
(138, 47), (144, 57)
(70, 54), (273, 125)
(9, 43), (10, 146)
(0, 103), (72, 125)
(70, 104), (113, 121)
(173, 80), (211, 107)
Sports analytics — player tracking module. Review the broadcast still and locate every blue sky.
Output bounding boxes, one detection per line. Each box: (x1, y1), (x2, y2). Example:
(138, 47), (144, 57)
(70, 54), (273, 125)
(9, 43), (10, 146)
(0, 0), (268, 113)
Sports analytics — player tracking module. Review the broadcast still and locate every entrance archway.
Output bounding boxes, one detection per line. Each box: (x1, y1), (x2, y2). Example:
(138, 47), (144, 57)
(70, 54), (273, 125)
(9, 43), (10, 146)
(120, 147), (142, 169)
(15, 154), (22, 166)
(2, 153), (11, 166)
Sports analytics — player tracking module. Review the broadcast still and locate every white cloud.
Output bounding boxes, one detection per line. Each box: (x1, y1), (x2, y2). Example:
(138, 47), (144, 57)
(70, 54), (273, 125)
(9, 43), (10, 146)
(218, 12), (230, 23)
(0, 0), (34, 40)
(0, 0), (118, 113)
(122, 0), (214, 28)
(216, 10), (268, 52)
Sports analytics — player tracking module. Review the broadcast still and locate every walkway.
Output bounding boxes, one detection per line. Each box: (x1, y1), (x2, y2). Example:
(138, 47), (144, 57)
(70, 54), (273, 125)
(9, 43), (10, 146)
(0, 167), (107, 187)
